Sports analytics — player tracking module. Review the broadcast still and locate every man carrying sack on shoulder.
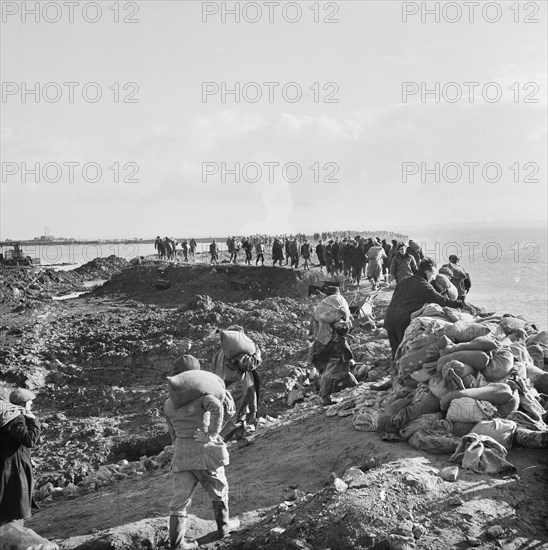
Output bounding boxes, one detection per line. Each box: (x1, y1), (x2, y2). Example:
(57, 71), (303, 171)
(210, 326), (262, 443)
(164, 355), (240, 549)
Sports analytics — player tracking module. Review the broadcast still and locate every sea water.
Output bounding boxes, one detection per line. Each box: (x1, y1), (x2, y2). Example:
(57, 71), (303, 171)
(15, 225), (547, 330)
(411, 225), (547, 330)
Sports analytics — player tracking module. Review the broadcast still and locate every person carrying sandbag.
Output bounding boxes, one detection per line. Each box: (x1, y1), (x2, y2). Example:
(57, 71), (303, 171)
(210, 326), (262, 442)
(440, 255), (471, 299)
(311, 293), (358, 404)
(0, 389), (41, 528)
(164, 355), (239, 549)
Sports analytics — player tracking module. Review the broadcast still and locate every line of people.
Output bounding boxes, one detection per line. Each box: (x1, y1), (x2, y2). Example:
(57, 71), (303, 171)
(271, 238), (311, 269)
(155, 236), (198, 261)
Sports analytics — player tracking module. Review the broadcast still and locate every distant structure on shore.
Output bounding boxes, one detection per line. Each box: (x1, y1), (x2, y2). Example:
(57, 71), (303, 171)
(33, 227), (63, 241)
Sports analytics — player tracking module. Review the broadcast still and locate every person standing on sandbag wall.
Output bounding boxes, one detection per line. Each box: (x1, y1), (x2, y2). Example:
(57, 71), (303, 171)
(210, 326), (262, 443)
(164, 355), (240, 549)
(440, 255), (472, 299)
(0, 389), (41, 527)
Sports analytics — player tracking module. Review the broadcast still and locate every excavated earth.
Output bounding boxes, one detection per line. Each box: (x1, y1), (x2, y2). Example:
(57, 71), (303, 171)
(0, 256), (547, 550)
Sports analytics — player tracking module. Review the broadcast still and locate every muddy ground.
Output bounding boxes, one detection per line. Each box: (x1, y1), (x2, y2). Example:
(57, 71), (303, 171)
(1, 255), (547, 550)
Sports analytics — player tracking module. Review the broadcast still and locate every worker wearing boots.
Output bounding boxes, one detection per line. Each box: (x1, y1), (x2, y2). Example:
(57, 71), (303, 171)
(164, 355), (240, 549)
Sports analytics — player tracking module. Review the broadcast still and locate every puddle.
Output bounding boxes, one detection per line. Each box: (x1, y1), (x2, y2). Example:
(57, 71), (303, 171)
(52, 280), (107, 300)
(52, 291), (90, 301)
(83, 279), (107, 289)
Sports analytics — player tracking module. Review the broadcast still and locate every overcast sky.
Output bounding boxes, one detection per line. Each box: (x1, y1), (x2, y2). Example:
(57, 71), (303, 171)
(1, 1), (546, 239)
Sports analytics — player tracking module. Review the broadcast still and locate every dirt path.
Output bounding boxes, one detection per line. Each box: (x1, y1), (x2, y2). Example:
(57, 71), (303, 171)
(28, 403), (548, 548)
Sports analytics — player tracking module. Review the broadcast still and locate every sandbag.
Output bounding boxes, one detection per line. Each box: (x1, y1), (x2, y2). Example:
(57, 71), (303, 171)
(392, 390), (441, 430)
(451, 421), (476, 437)
(497, 388), (520, 418)
(483, 348), (514, 382)
(401, 375), (420, 388)
(462, 373), (478, 388)
(513, 426), (548, 448)
(0, 400), (22, 428)
(435, 274), (458, 300)
(442, 335), (499, 356)
(220, 330), (257, 359)
(429, 375), (450, 400)
(532, 372), (548, 394)
(425, 335), (452, 362)
(408, 421), (460, 454)
(525, 364), (548, 394)
(399, 412), (443, 441)
(527, 331), (548, 347)
(508, 342), (534, 364)
(440, 360), (475, 380)
(527, 344), (547, 369)
(471, 419), (517, 449)
(378, 397), (412, 434)
(406, 330), (446, 351)
(519, 389), (546, 422)
(499, 316), (527, 335)
(437, 350), (490, 372)
(444, 322), (491, 343)
(398, 345), (431, 374)
(410, 362), (438, 383)
(443, 307), (467, 323)
(313, 294), (351, 324)
(512, 361), (528, 379)
(441, 362), (478, 391)
(410, 303), (445, 320)
(353, 408), (379, 432)
(446, 397), (497, 423)
(0, 522), (59, 550)
(167, 370), (226, 408)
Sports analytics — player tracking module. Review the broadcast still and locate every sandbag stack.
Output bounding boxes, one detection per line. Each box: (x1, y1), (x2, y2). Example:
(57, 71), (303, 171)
(353, 305), (548, 460)
(167, 370), (226, 408)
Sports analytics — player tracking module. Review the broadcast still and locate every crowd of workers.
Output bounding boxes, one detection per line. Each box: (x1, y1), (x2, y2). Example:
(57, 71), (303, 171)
(154, 236), (198, 262)
(1, 232), (474, 550)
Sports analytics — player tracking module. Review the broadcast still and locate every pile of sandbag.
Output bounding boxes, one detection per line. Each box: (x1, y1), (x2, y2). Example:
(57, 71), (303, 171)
(352, 305), (548, 466)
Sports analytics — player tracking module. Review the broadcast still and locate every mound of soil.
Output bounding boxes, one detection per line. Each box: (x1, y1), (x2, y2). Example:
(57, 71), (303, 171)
(0, 260), (545, 550)
(0, 255), (129, 310)
(95, 262), (321, 306)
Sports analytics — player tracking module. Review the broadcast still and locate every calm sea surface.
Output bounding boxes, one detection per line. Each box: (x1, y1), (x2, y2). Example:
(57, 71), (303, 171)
(13, 226), (547, 330)
(411, 225), (547, 331)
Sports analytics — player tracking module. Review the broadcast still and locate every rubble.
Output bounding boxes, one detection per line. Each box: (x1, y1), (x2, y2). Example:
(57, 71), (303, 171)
(0, 260), (546, 549)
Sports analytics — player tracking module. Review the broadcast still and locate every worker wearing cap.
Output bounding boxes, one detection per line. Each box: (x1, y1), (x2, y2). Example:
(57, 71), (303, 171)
(0, 388), (40, 526)
(440, 255), (471, 298)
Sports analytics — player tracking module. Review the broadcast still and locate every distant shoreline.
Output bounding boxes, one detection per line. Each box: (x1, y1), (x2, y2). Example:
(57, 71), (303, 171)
(0, 231), (408, 247)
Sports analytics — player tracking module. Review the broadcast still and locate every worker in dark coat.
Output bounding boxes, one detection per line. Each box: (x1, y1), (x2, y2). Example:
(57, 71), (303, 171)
(272, 238), (284, 266)
(389, 242), (418, 284)
(315, 240), (325, 272)
(0, 389), (40, 526)
(384, 258), (464, 358)
(349, 240), (366, 285)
